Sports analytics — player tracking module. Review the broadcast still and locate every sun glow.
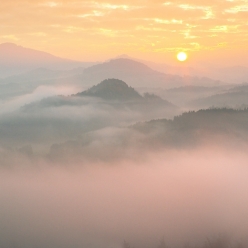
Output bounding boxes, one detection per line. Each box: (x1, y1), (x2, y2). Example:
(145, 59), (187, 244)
(177, 52), (188, 62)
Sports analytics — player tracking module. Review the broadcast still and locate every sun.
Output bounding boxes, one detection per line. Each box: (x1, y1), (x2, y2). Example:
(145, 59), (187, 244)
(177, 52), (188, 62)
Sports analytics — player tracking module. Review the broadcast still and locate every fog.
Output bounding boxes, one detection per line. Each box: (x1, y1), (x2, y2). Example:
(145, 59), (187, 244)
(1, 106), (248, 247)
(1, 45), (248, 248)
(0, 85), (81, 115)
(1, 146), (248, 248)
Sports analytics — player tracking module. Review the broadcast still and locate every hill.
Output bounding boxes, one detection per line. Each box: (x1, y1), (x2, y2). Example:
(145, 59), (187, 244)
(47, 108), (248, 162)
(132, 108), (248, 147)
(23, 79), (175, 109)
(76, 79), (143, 101)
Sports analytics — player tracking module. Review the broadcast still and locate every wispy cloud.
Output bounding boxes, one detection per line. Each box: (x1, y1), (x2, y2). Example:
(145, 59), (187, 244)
(0, 0), (247, 62)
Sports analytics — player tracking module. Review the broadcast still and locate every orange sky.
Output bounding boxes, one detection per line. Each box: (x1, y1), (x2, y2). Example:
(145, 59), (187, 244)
(1, 0), (248, 65)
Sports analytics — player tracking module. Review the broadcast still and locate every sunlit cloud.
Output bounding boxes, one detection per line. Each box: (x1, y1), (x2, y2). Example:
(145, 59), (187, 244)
(0, 0), (247, 62)
(225, 4), (248, 13)
(184, 32), (198, 39)
(97, 3), (131, 10)
(77, 10), (105, 18)
(178, 4), (215, 19)
(210, 25), (240, 33)
(153, 18), (183, 24)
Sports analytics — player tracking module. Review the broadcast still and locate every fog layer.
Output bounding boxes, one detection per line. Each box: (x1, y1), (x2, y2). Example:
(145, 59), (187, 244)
(1, 147), (248, 248)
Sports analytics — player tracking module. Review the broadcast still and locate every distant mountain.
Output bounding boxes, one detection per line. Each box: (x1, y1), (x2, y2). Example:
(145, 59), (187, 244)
(1, 67), (85, 84)
(110, 55), (248, 84)
(0, 46), (223, 101)
(207, 66), (248, 84)
(75, 58), (222, 89)
(1, 68), (66, 83)
(152, 64), (248, 85)
(109, 54), (203, 78)
(0, 43), (94, 77)
(167, 85), (218, 93)
(136, 85), (232, 108)
(189, 84), (248, 109)
(0, 66), (85, 100)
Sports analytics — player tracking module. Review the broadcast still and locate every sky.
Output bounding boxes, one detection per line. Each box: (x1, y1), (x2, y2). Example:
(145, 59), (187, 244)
(1, 0), (248, 64)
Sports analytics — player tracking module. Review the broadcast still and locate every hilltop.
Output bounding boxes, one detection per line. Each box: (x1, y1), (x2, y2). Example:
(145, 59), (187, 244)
(76, 79), (143, 101)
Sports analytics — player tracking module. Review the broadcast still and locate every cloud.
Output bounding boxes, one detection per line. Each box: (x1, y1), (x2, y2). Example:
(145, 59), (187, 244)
(1, 0), (248, 63)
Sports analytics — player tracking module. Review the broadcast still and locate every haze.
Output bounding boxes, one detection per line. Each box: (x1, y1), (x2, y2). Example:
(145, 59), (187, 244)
(1, 1), (248, 247)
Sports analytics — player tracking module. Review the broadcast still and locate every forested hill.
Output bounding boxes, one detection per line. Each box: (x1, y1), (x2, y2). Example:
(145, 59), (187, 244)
(132, 108), (248, 147)
(75, 78), (143, 101)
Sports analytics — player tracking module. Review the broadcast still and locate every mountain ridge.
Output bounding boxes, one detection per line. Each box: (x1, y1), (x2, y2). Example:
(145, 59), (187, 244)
(0, 43), (94, 77)
(75, 58), (222, 89)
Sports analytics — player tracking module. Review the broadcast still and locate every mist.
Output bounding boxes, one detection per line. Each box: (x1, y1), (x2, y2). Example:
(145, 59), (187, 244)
(1, 44), (248, 248)
(1, 146), (248, 248)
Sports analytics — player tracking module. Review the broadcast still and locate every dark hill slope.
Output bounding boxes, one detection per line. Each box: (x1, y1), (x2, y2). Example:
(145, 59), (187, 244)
(133, 108), (248, 147)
